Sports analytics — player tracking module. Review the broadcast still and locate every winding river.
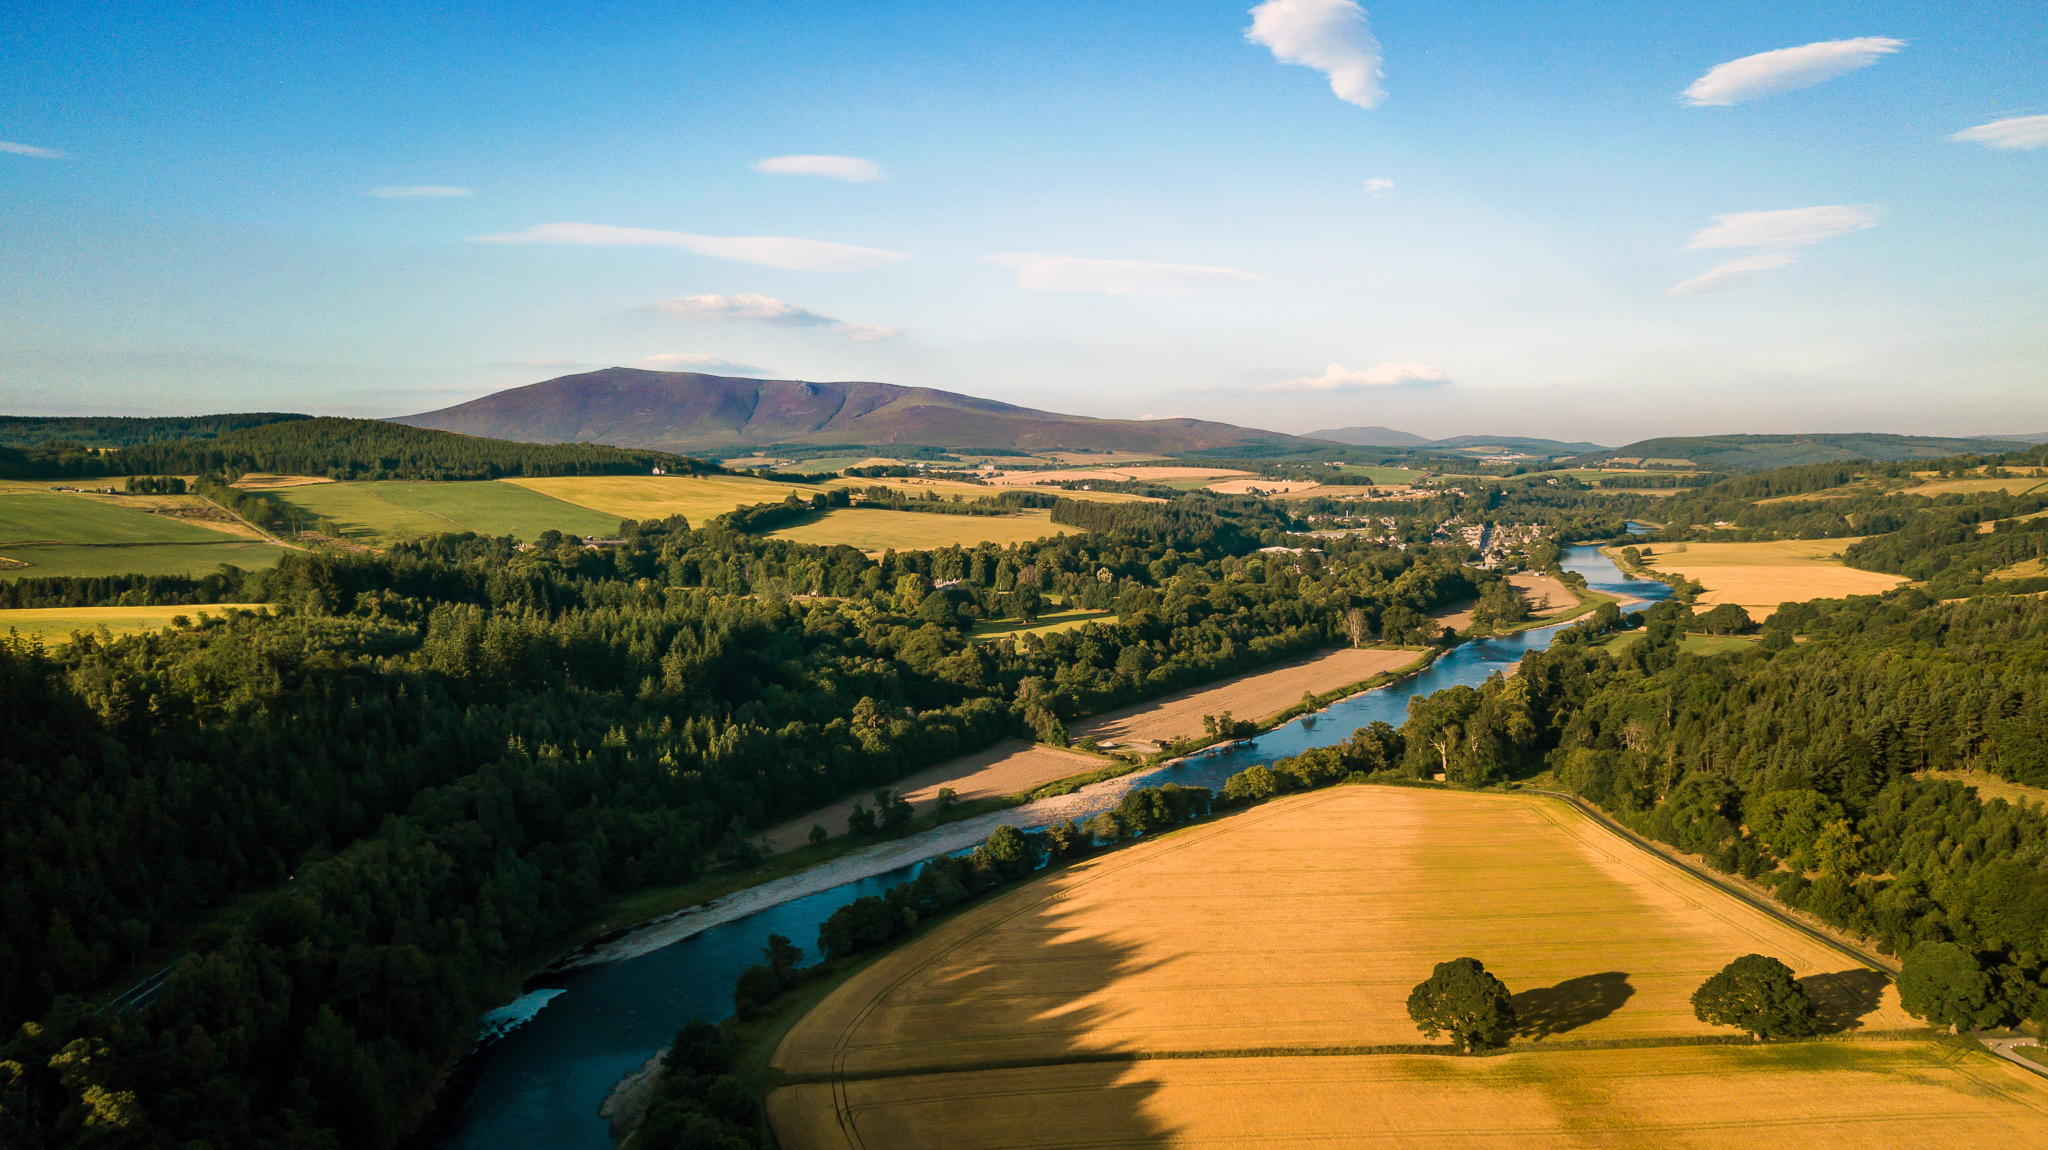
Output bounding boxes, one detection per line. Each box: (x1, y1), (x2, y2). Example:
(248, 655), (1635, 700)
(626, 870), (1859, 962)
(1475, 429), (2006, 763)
(434, 542), (1667, 1149)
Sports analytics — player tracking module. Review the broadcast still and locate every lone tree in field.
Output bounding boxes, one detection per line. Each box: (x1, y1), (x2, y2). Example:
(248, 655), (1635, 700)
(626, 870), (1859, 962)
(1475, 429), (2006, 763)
(1690, 954), (1821, 1040)
(1897, 941), (2002, 1033)
(1407, 957), (1517, 1052)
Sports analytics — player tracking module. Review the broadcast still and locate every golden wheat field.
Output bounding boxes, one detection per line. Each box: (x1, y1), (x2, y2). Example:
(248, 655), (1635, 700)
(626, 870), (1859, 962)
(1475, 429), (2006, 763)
(1633, 539), (1906, 618)
(825, 475), (1161, 505)
(0, 604), (268, 645)
(764, 508), (1065, 555)
(759, 787), (2027, 1148)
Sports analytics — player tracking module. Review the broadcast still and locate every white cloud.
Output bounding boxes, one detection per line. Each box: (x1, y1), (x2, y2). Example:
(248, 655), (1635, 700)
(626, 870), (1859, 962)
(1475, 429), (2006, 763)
(1667, 252), (1799, 295)
(1951, 114), (2048, 151)
(1669, 205), (1876, 294)
(627, 353), (774, 375)
(0, 140), (67, 159)
(1245, 0), (1385, 109)
(984, 253), (1264, 295)
(1684, 204), (1877, 250)
(1264, 361), (1447, 391)
(752, 154), (883, 182)
(651, 293), (900, 340)
(1138, 413), (1189, 421)
(474, 222), (909, 271)
(1362, 176), (1394, 196)
(368, 185), (473, 199)
(1683, 37), (1904, 106)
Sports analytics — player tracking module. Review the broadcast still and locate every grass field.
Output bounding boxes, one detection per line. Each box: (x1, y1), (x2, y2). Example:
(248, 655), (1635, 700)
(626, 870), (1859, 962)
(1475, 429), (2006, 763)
(0, 493), (229, 545)
(1328, 465), (1422, 483)
(764, 787), (2014, 1148)
(1069, 647), (1423, 748)
(1923, 768), (2048, 809)
(0, 604), (267, 645)
(266, 480), (620, 543)
(968, 607), (1115, 644)
(505, 473), (819, 524)
(0, 541), (289, 579)
(826, 476), (1159, 505)
(765, 508), (1064, 555)
(1634, 539), (1906, 618)
(1604, 632), (1761, 657)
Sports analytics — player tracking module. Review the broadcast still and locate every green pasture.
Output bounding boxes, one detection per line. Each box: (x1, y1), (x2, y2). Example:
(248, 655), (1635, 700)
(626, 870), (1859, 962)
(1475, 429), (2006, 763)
(267, 480), (621, 544)
(0, 541), (288, 579)
(1602, 631), (1759, 657)
(968, 607), (1115, 644)
(0, 493), (225, 545)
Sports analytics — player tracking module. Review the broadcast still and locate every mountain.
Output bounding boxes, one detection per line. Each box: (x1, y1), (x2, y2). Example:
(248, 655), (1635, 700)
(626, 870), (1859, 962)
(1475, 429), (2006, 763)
(1301, 427), (1606, 454)
(1571, 433), (2027, 472)
(394, 368), (1309, 455)
(1426, 435), (1608, 454)
(1303, 425), (1429, 447)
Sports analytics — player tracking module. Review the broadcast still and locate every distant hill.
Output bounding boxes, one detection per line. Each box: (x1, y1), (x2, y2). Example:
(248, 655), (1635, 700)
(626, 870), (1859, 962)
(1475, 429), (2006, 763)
(1983, 432), (2048, 444)
(395, 368), (1308, 455)
(0, 413), (308, 448)
(1304, 425), (1429, 447)
(1572, 433), (2026, 472)
(0, 417), (712, 482)
(1302, 427), (1605, 455)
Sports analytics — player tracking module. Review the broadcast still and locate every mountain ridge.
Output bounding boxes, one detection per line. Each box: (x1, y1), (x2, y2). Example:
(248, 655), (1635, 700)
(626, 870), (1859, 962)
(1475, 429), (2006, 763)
(394, 368), (1310, 454)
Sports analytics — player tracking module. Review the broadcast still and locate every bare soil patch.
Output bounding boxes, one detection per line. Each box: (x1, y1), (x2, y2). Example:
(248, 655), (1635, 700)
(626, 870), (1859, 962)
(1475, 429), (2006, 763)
(757, 741), (1104, 854)
(1067, 647), (1421, 749)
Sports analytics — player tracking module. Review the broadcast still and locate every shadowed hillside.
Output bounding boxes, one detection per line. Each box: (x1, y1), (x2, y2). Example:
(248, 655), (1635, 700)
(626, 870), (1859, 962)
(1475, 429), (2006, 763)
(393, 367), (1307, 454)
(1573, 433), (2021, 471)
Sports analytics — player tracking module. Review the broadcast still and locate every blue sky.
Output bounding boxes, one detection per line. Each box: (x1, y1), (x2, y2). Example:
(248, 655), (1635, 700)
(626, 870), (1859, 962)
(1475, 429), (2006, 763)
(2, 0), (2042, 443)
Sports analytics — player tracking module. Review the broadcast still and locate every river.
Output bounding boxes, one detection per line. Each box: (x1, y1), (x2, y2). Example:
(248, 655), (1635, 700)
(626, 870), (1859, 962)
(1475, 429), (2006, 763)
(433, 543), (1666, 1149)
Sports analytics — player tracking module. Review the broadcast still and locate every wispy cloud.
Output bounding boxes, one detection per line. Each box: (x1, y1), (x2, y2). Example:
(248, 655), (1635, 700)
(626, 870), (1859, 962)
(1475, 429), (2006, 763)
(985, 253), (1263, 295)
(1669, 204), (1876, 295)
(752, 154), (883, 182)
(1245, 0), (1385, 109)
(1265, 361), (1447, 391)
(652, 293), (900, 340)
(473, 222), (909, 271)
(1362, 176), (1394, 197)
(1, 140), (67, 159)
(1684, 37), (1903, 106)
(369, 185), (473, 199)
(626, 353), (775, 375)
(1951, 114), (2048, 151)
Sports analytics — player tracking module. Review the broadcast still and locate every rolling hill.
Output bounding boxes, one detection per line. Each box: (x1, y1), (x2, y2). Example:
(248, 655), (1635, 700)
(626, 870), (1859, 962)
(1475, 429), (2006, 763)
(1571, 433), (2026, 471)
(395, 368), (1308, 455)
(1304, 427), (1606, 455)
(1302, 425), (1430, 447)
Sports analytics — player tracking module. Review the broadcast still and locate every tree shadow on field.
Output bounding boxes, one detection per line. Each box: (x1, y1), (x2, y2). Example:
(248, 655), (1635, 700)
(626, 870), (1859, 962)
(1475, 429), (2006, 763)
(1512, 972), (1635, 1040)
(1800, 968), (1891, 1033)
(807, 881), (1181, 1149)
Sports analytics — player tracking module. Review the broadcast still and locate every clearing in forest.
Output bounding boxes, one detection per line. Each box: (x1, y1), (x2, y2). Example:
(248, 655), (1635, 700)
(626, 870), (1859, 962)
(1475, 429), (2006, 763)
(0, 603), (267, 645)
(265, 479), (621, 543)
(755, 741), (1105, 855)
(1069, 646), (1423, 748)
(967, 607), (1115, 644)
(504, 473), (818, 524)
(764, 787), (2016, 1149)
(764, 508), (1062, 555)
(1633, 539), (1906, 618)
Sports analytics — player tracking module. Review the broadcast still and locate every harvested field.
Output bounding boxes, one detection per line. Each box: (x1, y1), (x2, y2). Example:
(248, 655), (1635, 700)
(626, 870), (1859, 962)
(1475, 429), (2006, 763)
(0, 604), (267, 645)
(1635, 539), (1906, 618)
(230, 473), (335, 489)
(1201, 478), (1322, 496)
(1509, 571), (1578, 615)
(824, 476), (1158, 506)
(756, 741), (1104, 854)
(765, 509), (1063, 555)
(1906, 474), (2048, 498)
(769, 1042), (2048, 1149)
(981, 466), (1248, 487)
(503, 474), (816, 523)
(766, 787), (1987, 1148)
(1067, 647), (1422, 748)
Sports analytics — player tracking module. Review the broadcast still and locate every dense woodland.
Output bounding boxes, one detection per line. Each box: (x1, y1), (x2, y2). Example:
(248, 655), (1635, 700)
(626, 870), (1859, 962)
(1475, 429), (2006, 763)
(0, 418), (715, 482)
(0, 415), (308, 450)
(6, 427), (2048, 1147)
(0, 496), (1478, 1147)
